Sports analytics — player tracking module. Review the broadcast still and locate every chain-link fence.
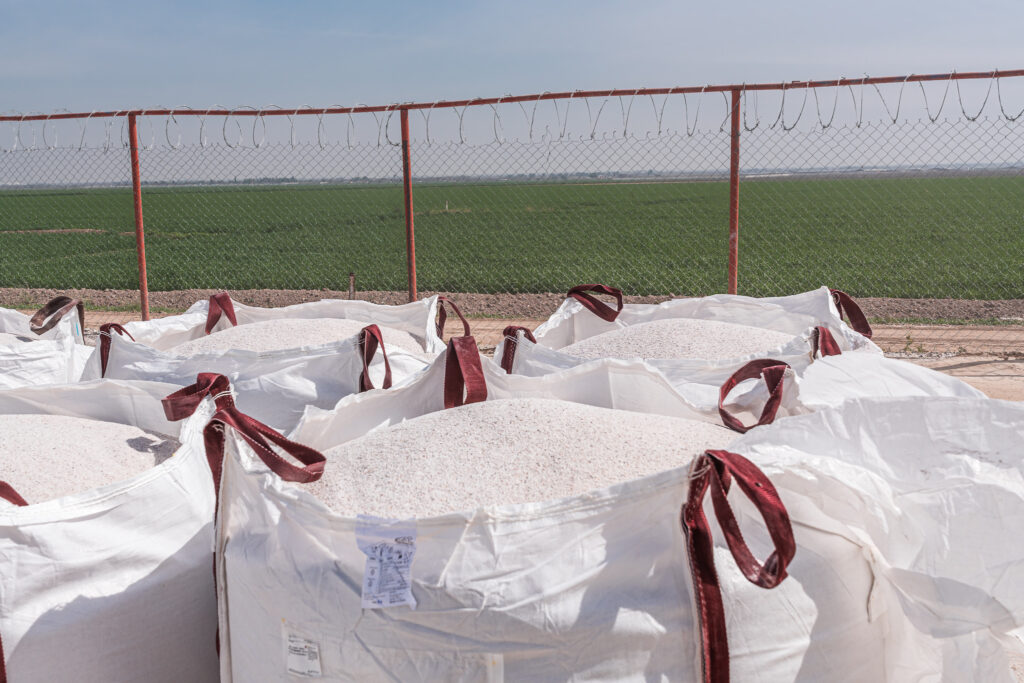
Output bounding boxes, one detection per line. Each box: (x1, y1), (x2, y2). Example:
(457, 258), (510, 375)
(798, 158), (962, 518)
(1, 71), (1023, 352)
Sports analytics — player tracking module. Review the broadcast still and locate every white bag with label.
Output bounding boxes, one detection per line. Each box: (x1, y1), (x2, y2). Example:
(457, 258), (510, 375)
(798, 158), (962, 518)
(116, 291), (465, 353)
(0, 378), (221, 683)
(214, 338), (800, 682)
(82, 322), (430, 433)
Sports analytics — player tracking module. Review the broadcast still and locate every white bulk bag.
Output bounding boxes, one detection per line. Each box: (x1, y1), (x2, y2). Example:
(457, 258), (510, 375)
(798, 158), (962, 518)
(500, 327), (979, 431)
(717, 396), (1024, 681)
(0, 296), (85, 344)
(524, 284), (876, 351)
(118, 292), (467, 353)
(83, 322), (431, 433)
(214, 338), (796, 682)
(715, 352), (986, 433)
(0, 378), (222, 682)
(0, 297), (91, 388)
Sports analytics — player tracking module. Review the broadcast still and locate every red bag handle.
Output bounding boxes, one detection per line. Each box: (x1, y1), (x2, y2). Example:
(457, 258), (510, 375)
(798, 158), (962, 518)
(29, 296), (85, 335)
(812, 326), (842, 358)
(205, 292), (238, 335)
(436, 296), (471, 340)
(682, 449), (796, 683)
(567, 284), (624, 322)
(358, 324), (393, 392)
(718, 359), (790, 433)
(0, 482), (28, 507)
(499, 325), (537, 374)
(443, 336), (487, 409)
(163, 373), (325, 495)
(830, 289), (872, 339)
(98, 323), (135, 377)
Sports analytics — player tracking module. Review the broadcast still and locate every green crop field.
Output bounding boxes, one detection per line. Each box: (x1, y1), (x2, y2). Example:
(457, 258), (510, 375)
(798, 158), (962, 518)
(1, 175), (1022, 298)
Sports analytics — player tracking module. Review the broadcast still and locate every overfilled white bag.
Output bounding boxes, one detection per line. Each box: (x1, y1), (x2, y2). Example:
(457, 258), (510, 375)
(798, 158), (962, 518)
(213, 338), (800, 682)
(520, 284), (876, 351)
(0, 378), (221, 682)
(117, 292), (466, 353)
(716, 396), (1024, 681)
(0, 297), (91, 388)
(83, 322), (431, 433)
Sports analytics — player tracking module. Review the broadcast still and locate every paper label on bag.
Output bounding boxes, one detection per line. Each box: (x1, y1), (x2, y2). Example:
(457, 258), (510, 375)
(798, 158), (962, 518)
(285, 632), (323, 677)
(356, 515), (417, 609)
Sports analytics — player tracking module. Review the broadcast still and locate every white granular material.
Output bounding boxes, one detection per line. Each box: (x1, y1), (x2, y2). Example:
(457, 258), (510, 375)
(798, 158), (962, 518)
(0, 414), (180, 505)
(308, 398), (732, 518)
(561, 318), (795, 360)
(0, 332), (33, 346)
(170, 318), (427, 357)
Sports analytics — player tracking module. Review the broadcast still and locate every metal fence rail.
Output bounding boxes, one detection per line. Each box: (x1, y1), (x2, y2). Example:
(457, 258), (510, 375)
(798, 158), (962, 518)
(1, 69), (1023, 352)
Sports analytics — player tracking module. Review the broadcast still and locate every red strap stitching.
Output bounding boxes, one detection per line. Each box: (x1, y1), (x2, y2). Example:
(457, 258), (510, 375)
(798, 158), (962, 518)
(436, 296), (471, 340)
(443, 337), (488, 409)
(830, 289), (873, 339)
(205, 292), (238, 335)
(98, 323), (135, 377)
(567, 284), (624, 322)
(499, 325), (536, 374)
(682, 450), (796, 683)
(358, 324), (393, 392)
(718, 359), (791, 433)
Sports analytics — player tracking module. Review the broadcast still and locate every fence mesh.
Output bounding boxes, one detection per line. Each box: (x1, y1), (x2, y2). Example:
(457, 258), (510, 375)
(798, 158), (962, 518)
(1, 73), (1023, 352)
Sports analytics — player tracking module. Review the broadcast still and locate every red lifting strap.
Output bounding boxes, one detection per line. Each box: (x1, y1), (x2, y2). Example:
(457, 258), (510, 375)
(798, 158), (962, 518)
(498, 325), (537, 374)
(358, 325), (393, 392)
(812, 326), (842, 358)
(162, 372), (234, 421)
(162, 373), (326, 496)
(718, 359), (791, 433)
(436, 296), (471, 340)
(205, 292), (238, 335)
(98, 323), (135, 377)
(443, 336), (488, 409)
(29, 296), (85, 336)
(567, 284), (624, 322)
(0, 481), (28, 507)
(830, 289), (872, 339)
(682, 449), (796, 683)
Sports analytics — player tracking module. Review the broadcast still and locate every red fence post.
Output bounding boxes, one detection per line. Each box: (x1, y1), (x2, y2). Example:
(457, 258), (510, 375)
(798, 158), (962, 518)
(728, 88), (741, 295)
(127, 113), (151, 320)
(400, 107), (418, 302)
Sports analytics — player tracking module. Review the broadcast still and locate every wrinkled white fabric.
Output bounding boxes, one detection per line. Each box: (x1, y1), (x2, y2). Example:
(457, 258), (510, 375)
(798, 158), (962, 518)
(0, 379), (219, 682)
(82, 328), (430, 433)
(503, 333), (981, 423)
(722, 397), (1024, 682)
(0, 304), (84, 344)
(0, 305), (90, 388)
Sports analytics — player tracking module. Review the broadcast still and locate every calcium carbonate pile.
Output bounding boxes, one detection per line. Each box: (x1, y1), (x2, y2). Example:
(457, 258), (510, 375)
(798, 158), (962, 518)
(561, 318), (796, 360)
(170, 318), (428, 357)
(0, 415), (180, 505)
(307, 398), (732, 517)
(0, 332), (33, 346)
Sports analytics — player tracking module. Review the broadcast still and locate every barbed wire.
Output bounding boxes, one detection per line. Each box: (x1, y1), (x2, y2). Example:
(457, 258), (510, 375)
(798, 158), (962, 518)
(2, 73), (1023, 154)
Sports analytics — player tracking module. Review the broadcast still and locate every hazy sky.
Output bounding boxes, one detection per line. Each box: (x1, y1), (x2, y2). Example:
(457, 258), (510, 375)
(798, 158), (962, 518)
(2, 0), (1022, 113)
